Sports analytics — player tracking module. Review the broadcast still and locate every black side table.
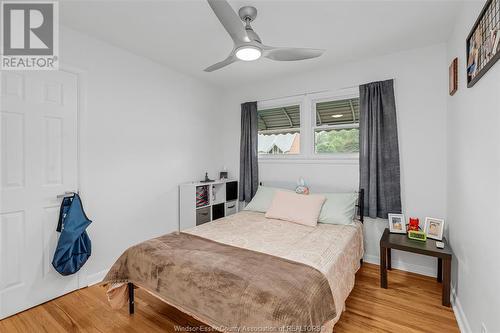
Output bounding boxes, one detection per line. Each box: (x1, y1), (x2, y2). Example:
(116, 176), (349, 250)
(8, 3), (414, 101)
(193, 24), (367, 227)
(379, 228), (453, 307)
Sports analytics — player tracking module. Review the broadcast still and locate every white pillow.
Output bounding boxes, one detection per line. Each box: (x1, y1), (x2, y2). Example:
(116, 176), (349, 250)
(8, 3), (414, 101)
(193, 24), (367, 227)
(318, 192), (358, 225)
(244, 186), (288, 213)
(265, 191), (326, 227)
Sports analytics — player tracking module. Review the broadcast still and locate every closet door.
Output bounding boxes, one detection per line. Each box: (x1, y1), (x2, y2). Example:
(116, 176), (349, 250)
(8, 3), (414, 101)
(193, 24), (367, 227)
(0, 70), (79, 319)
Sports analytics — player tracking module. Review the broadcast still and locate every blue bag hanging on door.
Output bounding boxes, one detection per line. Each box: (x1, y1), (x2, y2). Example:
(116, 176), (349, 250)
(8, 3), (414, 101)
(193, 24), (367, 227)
(52, 193), (92, 276)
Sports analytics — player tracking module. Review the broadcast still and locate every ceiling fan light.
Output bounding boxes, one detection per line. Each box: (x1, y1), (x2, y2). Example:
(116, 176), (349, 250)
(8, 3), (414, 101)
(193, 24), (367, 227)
(235, 46), (261, 61)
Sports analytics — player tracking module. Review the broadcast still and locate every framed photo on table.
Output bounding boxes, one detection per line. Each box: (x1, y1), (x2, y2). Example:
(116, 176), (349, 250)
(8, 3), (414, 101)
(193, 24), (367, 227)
(388, 213), (406, 234)
(424, 217), (445, 240)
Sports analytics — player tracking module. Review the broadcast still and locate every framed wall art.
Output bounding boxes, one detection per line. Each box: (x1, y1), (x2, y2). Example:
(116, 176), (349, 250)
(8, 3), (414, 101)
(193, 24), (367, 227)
(466, 0), (500, 87)
(449, 58), (458, 95)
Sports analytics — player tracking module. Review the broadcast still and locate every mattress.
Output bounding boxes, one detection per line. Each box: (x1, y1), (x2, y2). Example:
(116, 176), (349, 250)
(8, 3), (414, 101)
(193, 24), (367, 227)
(184, 210), (364, 328)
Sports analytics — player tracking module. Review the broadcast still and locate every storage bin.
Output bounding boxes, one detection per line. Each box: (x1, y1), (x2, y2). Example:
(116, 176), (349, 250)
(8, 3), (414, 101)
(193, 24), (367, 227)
(196, 207), (211, 225)
(225, 201), (237, 216)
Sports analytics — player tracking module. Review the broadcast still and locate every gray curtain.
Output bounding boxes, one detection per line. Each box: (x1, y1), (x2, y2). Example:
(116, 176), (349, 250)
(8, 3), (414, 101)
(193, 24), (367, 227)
(359, 79), (402, 219)
(239, 102), (259, 203)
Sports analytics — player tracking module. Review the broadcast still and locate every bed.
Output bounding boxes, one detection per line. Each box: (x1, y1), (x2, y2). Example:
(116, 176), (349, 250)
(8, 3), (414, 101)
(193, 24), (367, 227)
(102, 189), (364, 332)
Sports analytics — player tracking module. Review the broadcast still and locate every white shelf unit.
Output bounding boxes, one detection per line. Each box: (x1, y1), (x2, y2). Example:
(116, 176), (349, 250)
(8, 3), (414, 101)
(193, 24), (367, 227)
(179, 179), (238, 231)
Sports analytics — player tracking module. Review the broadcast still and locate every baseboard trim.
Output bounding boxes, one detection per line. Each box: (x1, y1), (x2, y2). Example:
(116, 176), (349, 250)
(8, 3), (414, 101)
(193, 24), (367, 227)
(363, 254), (435, 277)
(451, 287), (472, 333)
(82, 269), (109, 287)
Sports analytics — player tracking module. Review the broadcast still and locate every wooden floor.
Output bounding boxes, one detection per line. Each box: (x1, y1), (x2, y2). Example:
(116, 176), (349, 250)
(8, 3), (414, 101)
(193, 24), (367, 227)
(0, 263), (459, 332)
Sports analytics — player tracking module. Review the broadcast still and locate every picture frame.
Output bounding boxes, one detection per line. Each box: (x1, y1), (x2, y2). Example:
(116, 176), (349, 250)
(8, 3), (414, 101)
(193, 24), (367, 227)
(449, 58), (458, 96)
(424, 217), (445, 241)
(388, 213), (406, 234)
(466, 0), (500, 87)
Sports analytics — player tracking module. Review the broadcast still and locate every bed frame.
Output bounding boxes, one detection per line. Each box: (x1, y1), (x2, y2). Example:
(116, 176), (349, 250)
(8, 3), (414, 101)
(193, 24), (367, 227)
(126, 188), (365, 315)
(357, 188), (365, 224)
(357, 189), (365, 266)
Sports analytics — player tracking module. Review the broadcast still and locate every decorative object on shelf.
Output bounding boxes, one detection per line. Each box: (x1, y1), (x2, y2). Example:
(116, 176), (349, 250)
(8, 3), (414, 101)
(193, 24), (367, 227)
(388, 213), (406, 234)
(466, 0), (500, 87)
(407, 230), (427, 242)
(424, 217), (445, 241)
(295, 177), (310, 195)
(219, 171), (228, 179)
(195, 185), (209, 208)
(407, 217), (420, 232)
(200, 172), (214, 183)
(449, 57), (458, 96)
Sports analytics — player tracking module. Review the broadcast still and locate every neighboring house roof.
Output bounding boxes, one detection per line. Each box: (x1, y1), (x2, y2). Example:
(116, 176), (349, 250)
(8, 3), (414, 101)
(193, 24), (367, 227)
(258, 133), (300, 154)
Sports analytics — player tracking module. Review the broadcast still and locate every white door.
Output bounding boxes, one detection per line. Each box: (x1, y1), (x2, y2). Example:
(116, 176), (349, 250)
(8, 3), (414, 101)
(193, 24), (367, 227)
(0, 70), (79, 319)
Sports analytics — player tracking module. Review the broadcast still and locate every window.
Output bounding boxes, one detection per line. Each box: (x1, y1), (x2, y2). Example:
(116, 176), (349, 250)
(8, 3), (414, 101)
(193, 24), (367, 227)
(258, 104), (300, 155)
(314, 98), (359, 154)
(256, 90), (359, 160)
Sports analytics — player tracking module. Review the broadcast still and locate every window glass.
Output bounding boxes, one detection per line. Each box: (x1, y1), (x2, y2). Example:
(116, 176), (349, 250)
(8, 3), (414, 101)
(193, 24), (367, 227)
(258, 105), (300, 155)
(314, 98), (359, 154)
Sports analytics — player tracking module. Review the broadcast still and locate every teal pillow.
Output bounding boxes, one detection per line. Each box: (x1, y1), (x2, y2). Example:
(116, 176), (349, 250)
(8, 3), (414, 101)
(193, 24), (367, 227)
(318, 192), (358, 225)
(244, 186), (288, 213)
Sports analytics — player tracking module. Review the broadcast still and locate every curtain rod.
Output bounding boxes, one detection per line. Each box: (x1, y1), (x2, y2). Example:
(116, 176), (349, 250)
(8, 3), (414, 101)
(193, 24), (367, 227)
(255, 78), (394, 104)
(257, 90), (328, 103)
(257, 84), (360, 103)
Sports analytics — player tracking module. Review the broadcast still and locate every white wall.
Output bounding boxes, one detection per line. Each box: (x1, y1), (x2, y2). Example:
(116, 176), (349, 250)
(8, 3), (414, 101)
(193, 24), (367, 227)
(220, 44), (448, 276)
(446, 2), (500, 332)
(60, 27), (224, 283)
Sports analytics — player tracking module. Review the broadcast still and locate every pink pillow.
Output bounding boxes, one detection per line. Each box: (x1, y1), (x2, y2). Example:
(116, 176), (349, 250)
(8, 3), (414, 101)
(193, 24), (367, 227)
(265, 191), (326, 227)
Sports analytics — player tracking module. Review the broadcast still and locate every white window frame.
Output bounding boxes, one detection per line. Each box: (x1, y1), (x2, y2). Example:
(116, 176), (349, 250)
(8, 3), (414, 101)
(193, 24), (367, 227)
(257, 88), (359, 164)
(310, 89), (360, 160)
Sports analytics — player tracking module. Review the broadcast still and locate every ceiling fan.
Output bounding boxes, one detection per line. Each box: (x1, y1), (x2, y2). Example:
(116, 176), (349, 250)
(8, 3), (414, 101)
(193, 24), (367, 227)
(204, 0), (325, 72)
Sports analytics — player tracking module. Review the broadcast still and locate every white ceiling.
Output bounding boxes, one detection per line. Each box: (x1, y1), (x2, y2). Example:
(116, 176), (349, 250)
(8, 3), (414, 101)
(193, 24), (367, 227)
(60, 0), (462, 87)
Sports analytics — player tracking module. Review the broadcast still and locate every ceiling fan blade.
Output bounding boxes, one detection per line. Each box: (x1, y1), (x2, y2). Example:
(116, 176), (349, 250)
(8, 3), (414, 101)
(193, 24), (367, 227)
(263, 47), (325, 61)
(204, 54), (237, 72)
(207, 0), (248, 44)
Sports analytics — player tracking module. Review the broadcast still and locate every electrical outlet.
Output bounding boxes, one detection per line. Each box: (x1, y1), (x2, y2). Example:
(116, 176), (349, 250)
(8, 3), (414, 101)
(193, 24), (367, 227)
(481, 322), (487, 333)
